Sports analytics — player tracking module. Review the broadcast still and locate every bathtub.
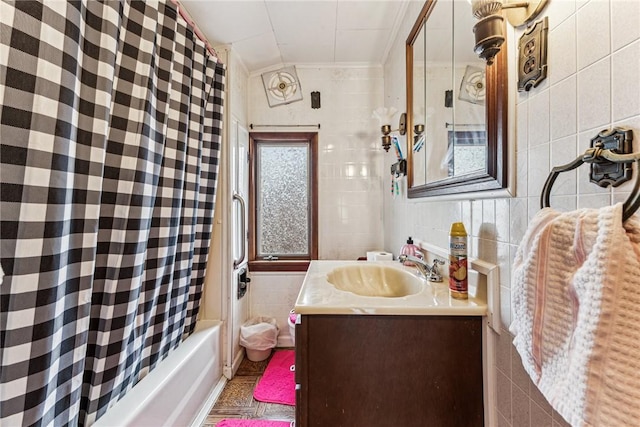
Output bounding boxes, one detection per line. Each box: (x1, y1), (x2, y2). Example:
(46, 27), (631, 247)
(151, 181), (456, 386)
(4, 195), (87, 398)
(94, 320), (225, 427)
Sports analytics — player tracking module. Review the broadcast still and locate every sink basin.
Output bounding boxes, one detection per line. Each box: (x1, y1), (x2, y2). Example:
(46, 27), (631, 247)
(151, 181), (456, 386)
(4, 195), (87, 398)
(326, 264), (423, 297)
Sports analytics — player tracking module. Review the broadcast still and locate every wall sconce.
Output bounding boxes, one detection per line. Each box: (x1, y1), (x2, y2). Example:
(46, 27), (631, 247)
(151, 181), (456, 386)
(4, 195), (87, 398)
(373, 107), (407, 152)
(472, 0), (548, 65)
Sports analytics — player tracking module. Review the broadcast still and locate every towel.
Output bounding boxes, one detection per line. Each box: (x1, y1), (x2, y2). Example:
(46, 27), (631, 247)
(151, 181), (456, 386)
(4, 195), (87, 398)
(511, 203), (640, 427)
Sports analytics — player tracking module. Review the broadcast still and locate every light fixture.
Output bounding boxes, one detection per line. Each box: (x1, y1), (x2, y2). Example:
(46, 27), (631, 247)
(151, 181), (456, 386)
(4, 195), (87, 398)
(472, 0), (548, 65)
(373, 107), (407, 152)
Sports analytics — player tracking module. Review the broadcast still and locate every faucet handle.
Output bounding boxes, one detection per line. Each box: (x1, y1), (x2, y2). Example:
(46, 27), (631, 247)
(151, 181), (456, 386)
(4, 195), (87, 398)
(427, 258), (446, 282)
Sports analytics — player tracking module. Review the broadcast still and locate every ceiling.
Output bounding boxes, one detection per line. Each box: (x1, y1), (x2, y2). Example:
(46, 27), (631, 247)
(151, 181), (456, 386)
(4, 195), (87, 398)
(179, 0), (411, 73)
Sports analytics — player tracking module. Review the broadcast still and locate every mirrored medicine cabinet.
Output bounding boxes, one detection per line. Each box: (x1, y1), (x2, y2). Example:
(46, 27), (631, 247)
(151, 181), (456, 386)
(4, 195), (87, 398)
(406, 0), (508, 198)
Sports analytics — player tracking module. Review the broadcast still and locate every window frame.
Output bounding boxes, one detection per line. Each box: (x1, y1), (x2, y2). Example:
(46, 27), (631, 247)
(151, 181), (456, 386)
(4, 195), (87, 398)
(248, 132), (318, 272)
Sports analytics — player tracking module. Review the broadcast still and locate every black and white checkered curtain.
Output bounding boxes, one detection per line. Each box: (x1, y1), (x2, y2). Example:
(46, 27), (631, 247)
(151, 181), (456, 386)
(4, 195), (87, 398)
(0, 1), (224, 425)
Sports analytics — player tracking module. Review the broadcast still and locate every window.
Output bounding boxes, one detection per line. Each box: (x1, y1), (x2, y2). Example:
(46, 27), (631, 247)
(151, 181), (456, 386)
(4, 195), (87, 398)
(249, 132), (318, 271)
(446, 130), (487, 177)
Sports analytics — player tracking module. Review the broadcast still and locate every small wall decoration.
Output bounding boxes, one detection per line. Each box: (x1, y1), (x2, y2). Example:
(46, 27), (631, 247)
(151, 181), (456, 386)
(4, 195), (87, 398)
(518, 17), (548, 92)
(311, 91), (321, 109)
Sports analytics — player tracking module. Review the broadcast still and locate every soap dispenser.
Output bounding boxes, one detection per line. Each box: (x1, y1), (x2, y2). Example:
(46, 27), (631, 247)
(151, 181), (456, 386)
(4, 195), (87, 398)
(400, 237), (422, 266)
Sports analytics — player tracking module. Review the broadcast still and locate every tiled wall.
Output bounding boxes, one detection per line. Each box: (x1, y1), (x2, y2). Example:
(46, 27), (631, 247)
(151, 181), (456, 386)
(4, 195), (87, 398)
(248, 271), (306, 346)
(383, 0), (639, 426)
(247, 66), (387, 331)
(248, 66), (387, 260)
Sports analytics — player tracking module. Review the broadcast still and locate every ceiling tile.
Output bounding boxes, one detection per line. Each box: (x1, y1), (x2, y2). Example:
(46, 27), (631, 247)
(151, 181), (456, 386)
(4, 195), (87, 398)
(179, 0), (413, 72)
(335, 29), (392, 63)
(232, 32), (282, 71)
(279, 42), (335, 64)
(267, 1), (338, 41)
(180, 0), (271, 44)
(336, 1), (403, 30)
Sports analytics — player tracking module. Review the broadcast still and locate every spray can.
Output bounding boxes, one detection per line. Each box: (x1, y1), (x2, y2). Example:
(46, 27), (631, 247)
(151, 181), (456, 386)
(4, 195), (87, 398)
(449, 222), (468, 300)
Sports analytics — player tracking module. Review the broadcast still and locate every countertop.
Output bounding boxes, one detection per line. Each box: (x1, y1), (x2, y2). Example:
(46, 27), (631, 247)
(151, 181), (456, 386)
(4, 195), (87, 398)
(294, 260), (488, 316)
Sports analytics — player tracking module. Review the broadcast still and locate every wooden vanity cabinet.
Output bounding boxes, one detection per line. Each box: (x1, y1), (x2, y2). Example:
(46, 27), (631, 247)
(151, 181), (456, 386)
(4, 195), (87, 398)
(295, 314), (484, 427)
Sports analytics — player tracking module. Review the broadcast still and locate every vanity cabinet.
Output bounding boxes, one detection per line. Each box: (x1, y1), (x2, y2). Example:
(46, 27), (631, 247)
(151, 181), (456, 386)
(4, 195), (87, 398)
(295, 314), (484, 427)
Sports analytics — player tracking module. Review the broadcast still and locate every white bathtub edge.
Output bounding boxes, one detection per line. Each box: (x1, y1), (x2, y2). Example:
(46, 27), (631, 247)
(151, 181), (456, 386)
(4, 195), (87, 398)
(191, 375), (227, 427)
(94, 320), (223, 427)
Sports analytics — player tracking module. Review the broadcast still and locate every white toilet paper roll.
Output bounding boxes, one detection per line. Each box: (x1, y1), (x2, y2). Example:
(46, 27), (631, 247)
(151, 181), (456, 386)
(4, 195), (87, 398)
(366, 251), (393, 261)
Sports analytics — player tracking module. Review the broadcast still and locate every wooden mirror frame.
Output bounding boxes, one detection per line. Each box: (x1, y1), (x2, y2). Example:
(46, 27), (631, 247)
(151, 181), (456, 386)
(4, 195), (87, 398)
(406, 0), (508, 198)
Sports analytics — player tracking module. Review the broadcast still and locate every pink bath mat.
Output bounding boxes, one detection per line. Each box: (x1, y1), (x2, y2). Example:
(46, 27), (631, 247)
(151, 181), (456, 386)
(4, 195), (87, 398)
(215, 420), (291, 427)
(253, 350), (296, 406)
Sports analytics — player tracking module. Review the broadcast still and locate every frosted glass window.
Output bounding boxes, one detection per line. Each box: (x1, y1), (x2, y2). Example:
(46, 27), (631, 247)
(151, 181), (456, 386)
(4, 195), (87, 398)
(446, 130), (487, 177)
(256, 143), (309, 257)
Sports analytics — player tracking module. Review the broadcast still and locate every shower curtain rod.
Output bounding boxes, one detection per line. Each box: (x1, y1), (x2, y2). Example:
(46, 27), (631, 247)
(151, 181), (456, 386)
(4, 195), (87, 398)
(249, 124), (321, 130)
(170, 0), (221, 61)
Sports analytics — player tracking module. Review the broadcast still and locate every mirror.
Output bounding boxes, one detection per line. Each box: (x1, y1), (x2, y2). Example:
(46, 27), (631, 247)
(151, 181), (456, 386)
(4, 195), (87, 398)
(406, 0), (508, 197)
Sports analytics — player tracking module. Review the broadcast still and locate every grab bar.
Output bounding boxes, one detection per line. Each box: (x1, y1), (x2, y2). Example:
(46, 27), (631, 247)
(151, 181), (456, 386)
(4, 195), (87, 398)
(233, 193), (246, 269)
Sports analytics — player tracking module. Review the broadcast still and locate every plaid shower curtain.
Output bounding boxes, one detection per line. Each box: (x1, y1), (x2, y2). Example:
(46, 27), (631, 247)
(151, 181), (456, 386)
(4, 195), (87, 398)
(0, 1), (224, 425)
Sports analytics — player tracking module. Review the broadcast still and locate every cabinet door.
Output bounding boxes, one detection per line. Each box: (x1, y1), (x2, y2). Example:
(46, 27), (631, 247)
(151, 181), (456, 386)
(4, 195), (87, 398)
(297, 314), (483, 427)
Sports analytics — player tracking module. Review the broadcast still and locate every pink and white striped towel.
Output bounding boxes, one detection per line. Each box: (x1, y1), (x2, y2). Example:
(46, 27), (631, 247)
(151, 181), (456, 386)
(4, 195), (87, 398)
(511, 203), (640, 427)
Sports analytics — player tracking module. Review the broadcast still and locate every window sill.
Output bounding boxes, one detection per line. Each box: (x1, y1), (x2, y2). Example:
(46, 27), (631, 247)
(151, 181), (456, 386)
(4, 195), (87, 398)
(248, 260), (311, 272)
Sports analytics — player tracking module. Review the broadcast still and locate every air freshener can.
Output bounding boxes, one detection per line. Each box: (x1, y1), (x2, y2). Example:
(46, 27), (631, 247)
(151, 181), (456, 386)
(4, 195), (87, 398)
(449, 222), (468, 300)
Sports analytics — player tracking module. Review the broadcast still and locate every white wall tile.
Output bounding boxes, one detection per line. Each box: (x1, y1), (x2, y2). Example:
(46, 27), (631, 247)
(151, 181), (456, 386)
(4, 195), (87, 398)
(481, 200), (496, 240)
(527, 143), (551, 198)
(576, 0), (611, 70)
(577, 58), (611, 131)
(528, 196), (542, 222)
(471, 199), (484, 237)
(550, 76), (577, 140)
(528, 90), (551, 147)
(611, 0), (640, 51)
(577, 193), (611, 209)
(516, 101), (529, 153)
(549, 195), (577, 212)
(545, 0), (576, 30)
(497, 242), (511, 288)
(500, 286), (512, 332)
(510, 198), (528, 245)
(612, 116), (640, 195)
(549, 135), (578, 196)
(549, 15), (577, 85)
(495, 198), (511, 244)
(249, 272), (306, 335)
(516, 149), (528, 198)
(612, 40), (640, 122)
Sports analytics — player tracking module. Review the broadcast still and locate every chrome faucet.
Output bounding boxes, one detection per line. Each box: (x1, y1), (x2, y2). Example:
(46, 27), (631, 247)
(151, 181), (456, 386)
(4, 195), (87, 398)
(398, 254), (445, 282)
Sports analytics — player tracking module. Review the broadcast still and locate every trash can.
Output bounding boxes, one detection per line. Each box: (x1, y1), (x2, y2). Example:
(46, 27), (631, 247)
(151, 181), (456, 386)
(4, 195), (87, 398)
(240, 317), (279, 362)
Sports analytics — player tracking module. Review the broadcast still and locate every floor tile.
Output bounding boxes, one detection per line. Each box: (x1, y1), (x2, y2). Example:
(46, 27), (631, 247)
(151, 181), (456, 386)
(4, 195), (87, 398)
(203, 350), (295, 426)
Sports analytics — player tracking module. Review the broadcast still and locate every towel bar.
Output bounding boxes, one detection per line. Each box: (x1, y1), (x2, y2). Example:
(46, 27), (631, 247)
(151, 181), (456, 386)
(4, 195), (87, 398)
(541, 127), (640, 221)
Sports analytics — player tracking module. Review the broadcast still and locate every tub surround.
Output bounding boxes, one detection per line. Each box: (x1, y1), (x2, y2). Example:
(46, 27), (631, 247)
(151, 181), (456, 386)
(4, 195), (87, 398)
(295, 260), (487, 316)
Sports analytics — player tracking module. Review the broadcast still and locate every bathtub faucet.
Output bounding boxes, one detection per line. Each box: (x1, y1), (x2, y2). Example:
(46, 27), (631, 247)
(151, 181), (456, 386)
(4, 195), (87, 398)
(398, 254), (444, 282)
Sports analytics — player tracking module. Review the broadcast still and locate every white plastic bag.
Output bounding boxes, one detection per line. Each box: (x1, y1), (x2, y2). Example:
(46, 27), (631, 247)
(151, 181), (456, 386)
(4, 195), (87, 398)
(239, 317), (278, 351)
